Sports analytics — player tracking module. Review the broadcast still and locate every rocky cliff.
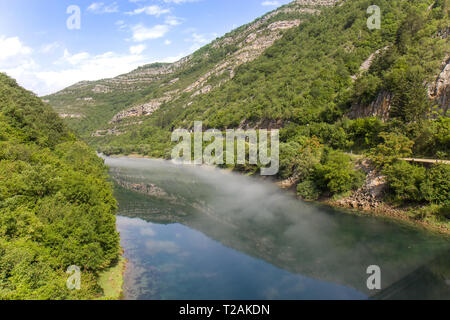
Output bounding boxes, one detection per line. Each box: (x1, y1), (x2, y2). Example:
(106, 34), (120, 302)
(428, 56), (450, 115)
(349, 56), (450, 121)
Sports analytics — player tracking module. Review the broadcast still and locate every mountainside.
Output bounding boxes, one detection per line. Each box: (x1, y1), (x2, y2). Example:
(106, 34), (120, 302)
(44, 0), (341, 138)
(46, 0), (449, 229)
(46, 0), (448, 152)
(0, 73), (119, 299)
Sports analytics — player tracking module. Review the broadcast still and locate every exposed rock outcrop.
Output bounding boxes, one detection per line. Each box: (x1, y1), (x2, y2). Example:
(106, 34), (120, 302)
(348, 90), (393, 121)
(428, 56), (450, 115)
(92, 128), (122, 137)
(351, 46), (389, 81)
(335, 160), (387, 211)
(350, 54), (449, 120)
(111, 96), (171, 123)
(268, 20), (302, 31)
(92, 84), (111, 94)
(59, 113), (83, 119)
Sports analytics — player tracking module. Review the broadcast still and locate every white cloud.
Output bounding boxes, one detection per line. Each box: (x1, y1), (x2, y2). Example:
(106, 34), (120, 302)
(165, 15), (183, 26)
(59, 50), (90, 65)
(116, 20), (127, 31)
(87, 2), (119, 14)
(131, 24), (170, 42)
(129, 44), (146, 54)
(261, 1), (280, 6)
(159, 52), (185, 63)
(35, 51), (150, 95)
(0, 36), (32, 61)
(184, 32), (217, 51)
(160, 0), (201, 3)
(0, 34), (154, 96)
(40, 42), (61, 54)
(125, 5), (170, 16)
(0, 36), (38, 93)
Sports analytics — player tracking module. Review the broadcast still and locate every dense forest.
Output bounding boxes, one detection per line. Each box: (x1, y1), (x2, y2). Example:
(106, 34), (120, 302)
(47, 0), (449, 227)
(95, 0), (449, 225)
(0, 73), (120, 299)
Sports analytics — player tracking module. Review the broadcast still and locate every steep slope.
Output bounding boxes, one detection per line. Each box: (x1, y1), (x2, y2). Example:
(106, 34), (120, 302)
(67, 0), (446, 157)
(46, 0), (449, 228)
(0, 73), (119, 299)
(44, 0), (341, 138)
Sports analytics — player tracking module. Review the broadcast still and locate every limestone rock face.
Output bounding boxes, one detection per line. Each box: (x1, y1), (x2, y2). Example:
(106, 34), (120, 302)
(268, 20), (301, 31)
(335, 160), (387, 211)
(428, 57), (450, 115)
(111, 97), (171, 123)
(59, 113), (83, 119)
(349, 55), (449, 121)
(348, 91), (393, 122)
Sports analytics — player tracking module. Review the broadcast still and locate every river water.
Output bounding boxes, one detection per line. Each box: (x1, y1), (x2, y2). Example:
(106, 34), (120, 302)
(104, 156), (450, 300)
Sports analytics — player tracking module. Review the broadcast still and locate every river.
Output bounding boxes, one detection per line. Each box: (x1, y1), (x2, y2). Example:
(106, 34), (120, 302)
(104, 156), (450, 300)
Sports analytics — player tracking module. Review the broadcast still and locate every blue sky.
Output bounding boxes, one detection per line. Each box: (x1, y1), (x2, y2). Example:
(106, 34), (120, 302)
(0, 0), (291, 96)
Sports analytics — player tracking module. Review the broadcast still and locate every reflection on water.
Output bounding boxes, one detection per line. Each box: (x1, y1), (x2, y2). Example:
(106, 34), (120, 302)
(118, 216), (365, 300)
(104, 156), (450, 300)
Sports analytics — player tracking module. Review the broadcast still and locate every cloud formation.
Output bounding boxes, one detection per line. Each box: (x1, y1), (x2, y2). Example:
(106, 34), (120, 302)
(87, 2), (120, 14)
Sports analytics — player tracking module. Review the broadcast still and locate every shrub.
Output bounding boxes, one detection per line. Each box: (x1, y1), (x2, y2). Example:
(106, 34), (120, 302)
(421, 164), (450, 205)
(383, 161), (426, 203)
(279, 137), (322, 180)
(370, 132), (414, 167)
(297, 180), (321, 201)
(314, 150), (365, 195)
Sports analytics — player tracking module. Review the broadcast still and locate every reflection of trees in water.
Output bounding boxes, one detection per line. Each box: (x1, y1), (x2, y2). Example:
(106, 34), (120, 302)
(109, 163), (450, 298)
(373, 253), (450, 300)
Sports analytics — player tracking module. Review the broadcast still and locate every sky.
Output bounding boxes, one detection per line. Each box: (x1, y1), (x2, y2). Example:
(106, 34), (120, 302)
(0, 0), (291, 96)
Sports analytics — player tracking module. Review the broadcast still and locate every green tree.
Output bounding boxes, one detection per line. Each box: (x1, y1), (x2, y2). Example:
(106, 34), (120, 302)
(383, 161), (426, 203)
(421, 164), (450, 205)
(314, 150), (365, 195)
(370, 132), (414, 167)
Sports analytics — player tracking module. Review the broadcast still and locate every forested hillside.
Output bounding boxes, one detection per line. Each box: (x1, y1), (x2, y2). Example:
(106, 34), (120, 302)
(44, 0), (337, 139)
(0, 73), (120, 299)
(47, 0), (449, 228)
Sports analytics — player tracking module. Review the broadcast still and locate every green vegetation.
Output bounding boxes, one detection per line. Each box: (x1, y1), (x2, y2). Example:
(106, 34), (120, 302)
(296, 180), (321, 201)
(314, 149), (366, 196)
(384, 161), (449, 209)
(0, 73), (120, 299)
(47, 0), (449, 228)
(97, 255), (126, 300)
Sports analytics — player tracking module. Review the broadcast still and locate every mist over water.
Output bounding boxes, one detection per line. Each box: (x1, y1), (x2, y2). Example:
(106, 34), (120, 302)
(104, 156), (450, 300)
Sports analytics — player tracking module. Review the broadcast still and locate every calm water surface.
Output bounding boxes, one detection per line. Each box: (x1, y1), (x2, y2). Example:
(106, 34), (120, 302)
(104, 156), (450, 300)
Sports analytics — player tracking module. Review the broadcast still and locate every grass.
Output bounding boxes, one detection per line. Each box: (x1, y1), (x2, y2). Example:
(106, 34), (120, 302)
(97, 255), (127, 300)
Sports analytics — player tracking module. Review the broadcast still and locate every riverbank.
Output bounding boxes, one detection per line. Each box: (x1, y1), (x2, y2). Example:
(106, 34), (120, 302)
(326, 198), (450, 236)
(98, 252), (127, 300)
(274, 174), (450, 236)
(104, 154), (449, 236)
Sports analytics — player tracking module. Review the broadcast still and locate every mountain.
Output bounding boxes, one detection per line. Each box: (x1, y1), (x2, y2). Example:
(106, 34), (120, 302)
(44, 0), (342, 139)
(45, 0), (449, 228)
(45, 0), (448, 152)
(0, 73), (119, 299)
